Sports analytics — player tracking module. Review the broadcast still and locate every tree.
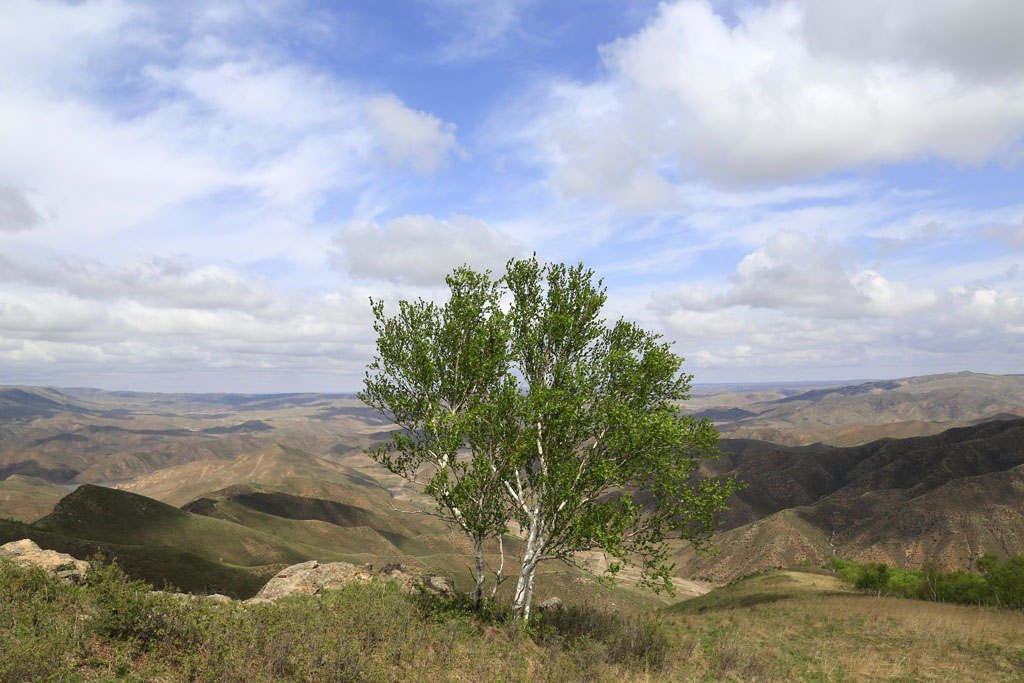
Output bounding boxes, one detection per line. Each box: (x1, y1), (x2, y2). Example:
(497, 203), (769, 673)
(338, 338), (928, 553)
(360, 267), (514, 611)
(500, 257), (736, 618)
(361, 257), (739, 619)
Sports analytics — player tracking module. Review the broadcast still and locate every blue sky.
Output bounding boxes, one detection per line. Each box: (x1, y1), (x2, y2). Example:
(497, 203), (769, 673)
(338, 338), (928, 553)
(1, 0), (1023, 392)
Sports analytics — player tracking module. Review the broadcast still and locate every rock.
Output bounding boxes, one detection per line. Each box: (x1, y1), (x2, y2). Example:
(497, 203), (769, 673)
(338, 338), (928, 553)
(246, 559), (455, 603)
(538, 596), (563, 611)
(150, 590), (235, 604)
(0, 538), (90, 584)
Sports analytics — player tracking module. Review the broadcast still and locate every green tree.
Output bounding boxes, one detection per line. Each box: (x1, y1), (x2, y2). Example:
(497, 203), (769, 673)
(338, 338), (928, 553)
(361, 257), (738, 619)
(500, 257), (736, 618)
(978, 553), (1024, 608)
(360, 267), (514, 611)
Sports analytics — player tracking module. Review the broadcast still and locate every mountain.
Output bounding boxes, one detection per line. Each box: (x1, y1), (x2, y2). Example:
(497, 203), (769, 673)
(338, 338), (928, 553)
(673, 418), (1024, 580)
(0, 385), (393, 486)
(115, 443), (390, 507)
(686, 372), (1024, 446)
(0, 516), (270, 597)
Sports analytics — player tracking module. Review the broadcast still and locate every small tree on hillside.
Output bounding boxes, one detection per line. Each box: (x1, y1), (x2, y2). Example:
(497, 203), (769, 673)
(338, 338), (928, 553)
(360, 267), (514, 610)
(361, 257), (738, 619)
(500, 257), (736, 618)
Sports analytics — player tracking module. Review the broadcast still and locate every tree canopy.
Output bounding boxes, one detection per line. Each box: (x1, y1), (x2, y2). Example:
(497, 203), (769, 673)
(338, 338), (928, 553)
(360, 257), (738, 618)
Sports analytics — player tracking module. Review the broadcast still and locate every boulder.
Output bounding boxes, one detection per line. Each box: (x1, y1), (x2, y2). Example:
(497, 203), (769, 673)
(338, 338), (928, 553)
(246, 560), (455, 604)
(0, 538), (90, 584)
(537, 596), (563, 611)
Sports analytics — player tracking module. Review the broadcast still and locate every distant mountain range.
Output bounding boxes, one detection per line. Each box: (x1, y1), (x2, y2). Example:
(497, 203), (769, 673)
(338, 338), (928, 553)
(685, 371), (1024, 446)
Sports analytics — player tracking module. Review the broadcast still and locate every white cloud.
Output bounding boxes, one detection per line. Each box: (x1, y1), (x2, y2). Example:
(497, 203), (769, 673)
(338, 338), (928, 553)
(332, 214), (526, 285)
(660, 231), (941, 318)
(0, 186), (46, 232)
(0, 255), (276, 311)
(0, 259), (383, 389)
(364, 94), (463, 174)
(0, 0), (460, 255)
(527, 0), (1024, 203)
(426, 0), (527, 63)
(802, 0), (1024, 81)
(647, 226), (1024, 380)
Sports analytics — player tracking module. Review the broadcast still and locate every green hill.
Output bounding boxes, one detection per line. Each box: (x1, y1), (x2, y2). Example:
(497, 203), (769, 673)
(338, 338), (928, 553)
(0, 518), (268, 597)
(34, 485), (352, 568)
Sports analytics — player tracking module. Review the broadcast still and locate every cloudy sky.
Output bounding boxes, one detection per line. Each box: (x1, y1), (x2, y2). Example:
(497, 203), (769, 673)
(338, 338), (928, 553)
(2, 0), (1023, 392)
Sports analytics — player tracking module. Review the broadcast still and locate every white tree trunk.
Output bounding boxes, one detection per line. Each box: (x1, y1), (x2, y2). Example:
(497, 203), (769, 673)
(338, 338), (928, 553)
(472, 537), (486, 610)
(511, 528), (543, 619)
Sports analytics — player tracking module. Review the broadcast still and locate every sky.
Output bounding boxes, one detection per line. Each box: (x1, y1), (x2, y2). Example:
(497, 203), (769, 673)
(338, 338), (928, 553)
(1, 0), (1023, 393)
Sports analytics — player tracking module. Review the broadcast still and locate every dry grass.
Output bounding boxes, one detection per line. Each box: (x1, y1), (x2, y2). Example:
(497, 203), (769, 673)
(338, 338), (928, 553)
(666, 570), (1024, 681)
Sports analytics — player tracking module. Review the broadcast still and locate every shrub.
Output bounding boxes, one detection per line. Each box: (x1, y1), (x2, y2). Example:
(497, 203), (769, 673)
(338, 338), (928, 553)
(0, 560), (83, 681)
(825, 557), (863, 584)
(854, 563), (890, 594)
(532, 602), (672, 671)
(978, 554), (1024, 609)
(885, 569), (925, 599)
(86, 557), (182, 642)
(933, 570), (992, 605)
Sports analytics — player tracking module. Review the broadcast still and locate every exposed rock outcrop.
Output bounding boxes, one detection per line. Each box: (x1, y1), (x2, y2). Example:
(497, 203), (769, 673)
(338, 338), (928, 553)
(537, 596), (563, 611)
(246, 560), (455, 604)
(0, 538), (90, 584)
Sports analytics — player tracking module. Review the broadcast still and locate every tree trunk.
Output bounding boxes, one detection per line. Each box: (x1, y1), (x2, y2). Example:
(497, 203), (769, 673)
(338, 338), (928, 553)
(472, 537), (486, 611)
(511, 536), (542, 619)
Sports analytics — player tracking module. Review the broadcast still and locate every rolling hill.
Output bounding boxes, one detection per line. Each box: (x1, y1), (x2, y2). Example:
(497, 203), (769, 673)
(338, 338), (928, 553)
(674, 418), (1024, 580)
(33, 484), (356, 568)
(688, 371), (1024, 446)
(0, 475), (69, 522)
(0, 386), (393, 485)
(114, 443), (390, 508)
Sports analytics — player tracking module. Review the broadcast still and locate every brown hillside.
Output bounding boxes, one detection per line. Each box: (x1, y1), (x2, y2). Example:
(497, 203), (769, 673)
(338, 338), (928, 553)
(675, 418), (1024, 581)
(0, 475), (69, 522)
(695, 372), (1024, 446)
(116, 444), (387, 508)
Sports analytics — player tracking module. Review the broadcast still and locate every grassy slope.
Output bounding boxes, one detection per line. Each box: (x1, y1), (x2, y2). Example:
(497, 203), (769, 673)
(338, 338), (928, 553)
(5, 556), (1022, 681)
(0, 474), (68, 521)
(33, 485), (353, 568)
(0, 518), (270, 597)
(664, 569), (1024, 681)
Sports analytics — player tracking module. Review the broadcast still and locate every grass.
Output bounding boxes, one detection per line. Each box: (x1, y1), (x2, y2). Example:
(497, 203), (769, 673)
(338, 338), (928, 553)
(4, 559), (1023, 681)
(666, 570), (1024, 681)
(0, 558), (671, 682)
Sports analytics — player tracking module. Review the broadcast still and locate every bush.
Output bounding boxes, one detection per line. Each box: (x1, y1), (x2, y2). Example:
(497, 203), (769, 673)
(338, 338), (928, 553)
(854, 563), (890, 594)
(829, 555), (1024, 609)
(87, 558), (177, 642)
(885, 569), (925, 599)
(978, 554), (1024, 609)
(532, 602), (672, 671)
(0, 560), (83, 681)
(825, 557), (863, 584)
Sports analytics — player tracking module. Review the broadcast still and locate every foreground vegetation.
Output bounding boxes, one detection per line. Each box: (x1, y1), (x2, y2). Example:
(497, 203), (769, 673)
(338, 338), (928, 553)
(5, 559), (1024, 681)
(1, 558), (671, 682)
